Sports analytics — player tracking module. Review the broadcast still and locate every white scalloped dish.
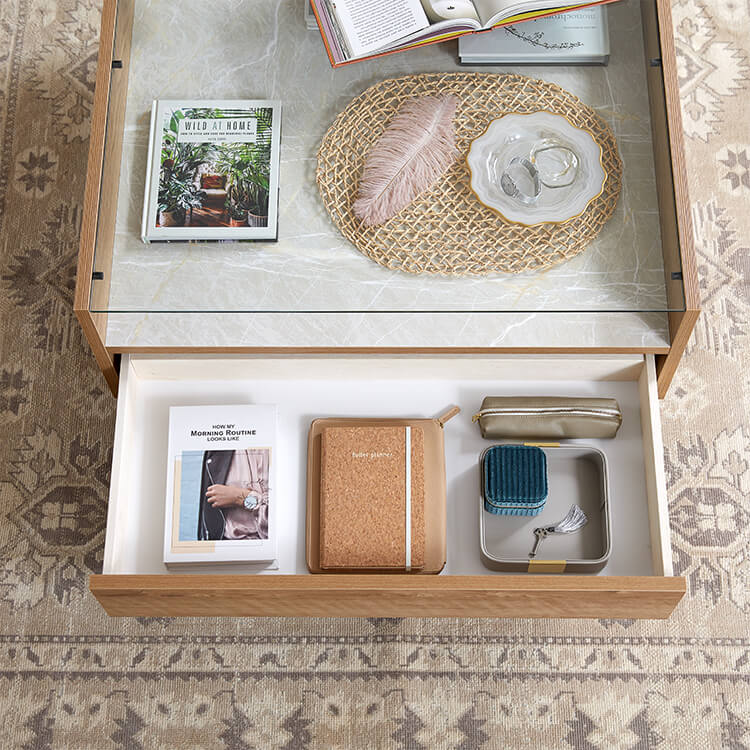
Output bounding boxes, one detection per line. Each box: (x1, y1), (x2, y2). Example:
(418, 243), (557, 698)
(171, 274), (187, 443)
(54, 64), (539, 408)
(467, 111), (607, 226)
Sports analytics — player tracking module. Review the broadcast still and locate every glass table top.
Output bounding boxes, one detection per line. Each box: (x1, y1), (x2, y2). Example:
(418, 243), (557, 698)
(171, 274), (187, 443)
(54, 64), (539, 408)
(89, 0), (685, 319)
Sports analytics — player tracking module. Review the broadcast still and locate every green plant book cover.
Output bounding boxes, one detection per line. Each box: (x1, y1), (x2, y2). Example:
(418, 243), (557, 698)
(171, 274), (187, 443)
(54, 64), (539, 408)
(142, 100), (281, 242)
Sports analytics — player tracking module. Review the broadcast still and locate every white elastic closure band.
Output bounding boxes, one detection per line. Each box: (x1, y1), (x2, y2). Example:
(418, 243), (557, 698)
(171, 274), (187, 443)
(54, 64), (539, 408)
(405, 426), (411, 572)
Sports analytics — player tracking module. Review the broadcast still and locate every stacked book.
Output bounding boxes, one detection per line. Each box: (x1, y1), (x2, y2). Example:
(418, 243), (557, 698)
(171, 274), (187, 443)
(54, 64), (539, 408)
(459, 7), (609, 65)
(305, 0), (317, 30)
(309, 0), (617, 66)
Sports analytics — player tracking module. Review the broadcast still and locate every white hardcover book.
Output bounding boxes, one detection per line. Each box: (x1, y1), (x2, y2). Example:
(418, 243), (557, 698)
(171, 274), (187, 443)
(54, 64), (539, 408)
(164, 405), (277, 565)
(305, 0), (318, 29)
(459, 7), (609, 65)
(142, 100), (281, 242)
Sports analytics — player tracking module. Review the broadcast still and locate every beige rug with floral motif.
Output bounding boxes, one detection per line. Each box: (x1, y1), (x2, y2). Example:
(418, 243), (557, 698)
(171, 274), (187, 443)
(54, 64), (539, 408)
(0, 0), (748, 747)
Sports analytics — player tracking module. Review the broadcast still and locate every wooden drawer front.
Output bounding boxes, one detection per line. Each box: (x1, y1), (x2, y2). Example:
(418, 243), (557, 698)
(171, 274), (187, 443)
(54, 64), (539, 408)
(93, 354), (683, 618)
(90, 575), (684, 619)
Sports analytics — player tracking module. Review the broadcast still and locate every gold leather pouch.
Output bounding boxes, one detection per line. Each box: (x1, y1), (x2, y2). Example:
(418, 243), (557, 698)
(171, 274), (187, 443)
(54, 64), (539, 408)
(472, 397), (622, 440)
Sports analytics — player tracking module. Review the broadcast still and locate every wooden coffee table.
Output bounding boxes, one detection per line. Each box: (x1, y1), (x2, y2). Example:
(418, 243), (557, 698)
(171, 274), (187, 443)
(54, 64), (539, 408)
(76, 0), (697, 618)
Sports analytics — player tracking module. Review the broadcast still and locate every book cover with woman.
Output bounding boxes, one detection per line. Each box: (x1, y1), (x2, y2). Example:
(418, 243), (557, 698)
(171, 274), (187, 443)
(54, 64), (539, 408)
(164, 404), (277, 564)
(198, 448), (270, 541)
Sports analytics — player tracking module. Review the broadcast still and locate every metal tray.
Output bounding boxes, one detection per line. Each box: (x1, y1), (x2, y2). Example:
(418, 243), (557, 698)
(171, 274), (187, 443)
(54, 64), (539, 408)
(479, 444), (611, 573)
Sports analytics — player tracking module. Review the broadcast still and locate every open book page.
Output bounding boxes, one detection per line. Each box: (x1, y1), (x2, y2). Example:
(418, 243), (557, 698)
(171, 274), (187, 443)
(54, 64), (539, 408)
(370, 16), (484, 54)
(331, 0), (430, 58)
(472, 0), (598, 27)
(314, 0), (611, 62)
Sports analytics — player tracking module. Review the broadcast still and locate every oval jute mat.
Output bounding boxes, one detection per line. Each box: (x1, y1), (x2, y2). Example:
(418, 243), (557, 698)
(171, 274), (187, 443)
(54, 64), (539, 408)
(316, 72), (622, 275)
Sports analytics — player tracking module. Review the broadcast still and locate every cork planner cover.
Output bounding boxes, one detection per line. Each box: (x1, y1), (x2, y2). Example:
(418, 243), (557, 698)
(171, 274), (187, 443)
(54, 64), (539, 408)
(319, 425), (425, 570)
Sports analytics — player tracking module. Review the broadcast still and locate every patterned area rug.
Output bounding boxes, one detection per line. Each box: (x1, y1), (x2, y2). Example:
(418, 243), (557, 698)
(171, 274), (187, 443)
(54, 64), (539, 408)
(1, 1), (749, 747)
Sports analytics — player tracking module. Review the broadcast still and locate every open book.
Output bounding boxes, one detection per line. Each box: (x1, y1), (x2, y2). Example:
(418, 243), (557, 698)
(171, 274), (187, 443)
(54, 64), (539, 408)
(312, 0), (619, 66)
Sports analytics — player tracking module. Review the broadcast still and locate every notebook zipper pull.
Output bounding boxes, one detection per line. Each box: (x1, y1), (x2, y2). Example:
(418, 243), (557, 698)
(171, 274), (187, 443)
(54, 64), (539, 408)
(437, 406), (460, 427)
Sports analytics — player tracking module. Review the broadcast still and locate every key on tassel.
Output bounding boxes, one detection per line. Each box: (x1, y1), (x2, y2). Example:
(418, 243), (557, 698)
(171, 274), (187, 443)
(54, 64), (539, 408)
(528, 504), (588, 558)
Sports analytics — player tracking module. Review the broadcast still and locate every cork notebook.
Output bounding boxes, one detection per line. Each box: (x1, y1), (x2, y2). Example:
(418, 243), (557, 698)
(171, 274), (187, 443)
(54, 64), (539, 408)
(319, 425), (426, 570)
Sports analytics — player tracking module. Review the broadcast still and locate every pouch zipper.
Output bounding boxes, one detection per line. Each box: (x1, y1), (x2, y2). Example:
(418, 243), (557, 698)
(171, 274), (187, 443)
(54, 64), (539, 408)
(437, 405), (461, 427)
(472, 406), (621, 423)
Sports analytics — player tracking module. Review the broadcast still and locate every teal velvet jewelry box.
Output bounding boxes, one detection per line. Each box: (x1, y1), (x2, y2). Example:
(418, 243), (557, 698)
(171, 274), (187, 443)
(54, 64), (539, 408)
(482, 444), (548, 516)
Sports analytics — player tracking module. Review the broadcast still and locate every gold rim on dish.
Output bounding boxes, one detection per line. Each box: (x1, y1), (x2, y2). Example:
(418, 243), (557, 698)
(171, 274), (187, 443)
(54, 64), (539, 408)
(466, 110), (608, 228)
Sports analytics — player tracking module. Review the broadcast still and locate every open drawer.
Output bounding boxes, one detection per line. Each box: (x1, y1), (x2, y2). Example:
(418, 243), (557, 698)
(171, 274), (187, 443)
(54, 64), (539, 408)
(90, 354), (685, 617)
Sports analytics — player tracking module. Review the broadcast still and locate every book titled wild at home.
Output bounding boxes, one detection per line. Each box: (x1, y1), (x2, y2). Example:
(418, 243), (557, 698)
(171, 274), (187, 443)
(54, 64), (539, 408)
(164, 405), (277, 565)
(142, 100), (281, 242)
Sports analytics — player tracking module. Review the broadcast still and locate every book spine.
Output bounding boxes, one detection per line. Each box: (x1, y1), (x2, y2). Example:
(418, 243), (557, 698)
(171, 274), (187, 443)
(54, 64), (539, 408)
(322, 0), (352, 60)
(311, 0), (338, 66)
(141, 100), (159, 243)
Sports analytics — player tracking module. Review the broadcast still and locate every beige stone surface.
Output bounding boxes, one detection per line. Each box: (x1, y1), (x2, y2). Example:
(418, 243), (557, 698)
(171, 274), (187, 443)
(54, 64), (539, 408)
(99, 0), (673, 350)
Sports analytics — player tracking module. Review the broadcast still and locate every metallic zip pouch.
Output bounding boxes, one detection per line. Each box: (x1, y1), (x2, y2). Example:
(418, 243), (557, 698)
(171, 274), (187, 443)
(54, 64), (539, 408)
(472, 397), (622, 440)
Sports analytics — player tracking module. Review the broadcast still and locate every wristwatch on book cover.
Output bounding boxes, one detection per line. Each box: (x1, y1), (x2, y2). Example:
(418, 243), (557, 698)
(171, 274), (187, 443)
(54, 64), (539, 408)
(243, 492), (259, 510)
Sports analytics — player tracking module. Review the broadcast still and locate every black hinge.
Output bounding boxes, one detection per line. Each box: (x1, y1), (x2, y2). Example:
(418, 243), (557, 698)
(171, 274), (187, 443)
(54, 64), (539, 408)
(92, 271), (104, 280)
(112, 60), (123, 69)
(671, 271), (683, 281)
(650, 57), (662, 67)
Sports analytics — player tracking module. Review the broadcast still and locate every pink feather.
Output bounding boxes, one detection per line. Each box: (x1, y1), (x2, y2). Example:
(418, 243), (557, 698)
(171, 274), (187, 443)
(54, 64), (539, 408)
(353, 95), (459, 227)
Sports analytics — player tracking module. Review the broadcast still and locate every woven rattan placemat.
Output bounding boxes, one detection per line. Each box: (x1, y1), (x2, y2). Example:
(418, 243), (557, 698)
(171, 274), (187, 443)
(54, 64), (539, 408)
(316, 73), (622, 275)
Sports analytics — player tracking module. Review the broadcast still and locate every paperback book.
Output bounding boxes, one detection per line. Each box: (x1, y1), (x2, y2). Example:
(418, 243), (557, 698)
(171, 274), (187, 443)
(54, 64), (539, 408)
(311, 0), (619, 66)
(458, 6), (609, 64)
(164, 405), (277, 565)
(142, 100), (281, 242)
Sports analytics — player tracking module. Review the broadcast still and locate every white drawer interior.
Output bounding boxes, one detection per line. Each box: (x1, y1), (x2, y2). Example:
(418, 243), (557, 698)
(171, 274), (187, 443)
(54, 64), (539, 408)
(104, 354), (672, 578)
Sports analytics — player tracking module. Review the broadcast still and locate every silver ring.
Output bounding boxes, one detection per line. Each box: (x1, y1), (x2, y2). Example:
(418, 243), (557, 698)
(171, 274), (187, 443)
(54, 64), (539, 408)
(500, 156), (541, 205)
(529, 139), (579, 188)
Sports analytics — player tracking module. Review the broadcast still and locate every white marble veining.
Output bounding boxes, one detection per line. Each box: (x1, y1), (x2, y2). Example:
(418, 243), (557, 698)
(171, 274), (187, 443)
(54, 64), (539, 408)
(95, 0), (680, 348)
(105, 310), (670, 349)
